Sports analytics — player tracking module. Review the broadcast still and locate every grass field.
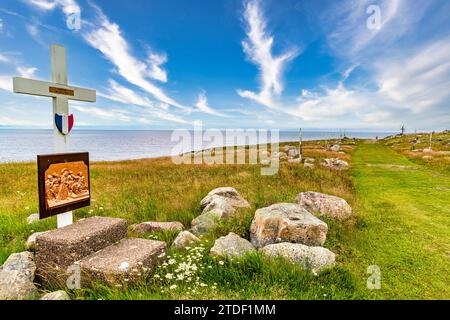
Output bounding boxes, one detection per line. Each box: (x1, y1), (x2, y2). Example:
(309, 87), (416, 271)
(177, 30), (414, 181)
(0, 133), (449, 300)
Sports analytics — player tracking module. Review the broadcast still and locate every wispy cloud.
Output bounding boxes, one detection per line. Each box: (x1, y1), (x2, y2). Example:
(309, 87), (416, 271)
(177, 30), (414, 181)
(25, 0), (80, 17)
(237, 0), (299, 109)
(375, 38), (450, 113)
(72, 105), (132, 122)
(195, 92), (227, 117)
(0, 53), (9, 63)
(147, 52), (168, 83)
(83, 4), (190, 112)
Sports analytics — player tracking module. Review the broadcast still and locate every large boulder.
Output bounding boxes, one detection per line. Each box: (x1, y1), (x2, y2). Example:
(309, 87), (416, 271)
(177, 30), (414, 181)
(201, 195), (236, 218)
(297, 192), (352, 220)
(131, 221), (183, 234)
(190, 210), (222, 236)
(0, 252), (38, 300)
(40, 290), (70, 300)
(200, 187), (250, 210)
(210, 232), (255, 258)
(261, 242), (335, 272)
(323, 158), (349, 170)
(249, 203), (328, 248)
(173, 231), (201, 249)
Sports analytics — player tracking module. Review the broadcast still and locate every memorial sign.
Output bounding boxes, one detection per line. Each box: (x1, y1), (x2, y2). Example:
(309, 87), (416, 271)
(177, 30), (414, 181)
(37, 152), (90, 219)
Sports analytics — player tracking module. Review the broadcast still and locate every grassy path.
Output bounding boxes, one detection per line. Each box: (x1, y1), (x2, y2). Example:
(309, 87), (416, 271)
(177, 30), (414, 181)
(349, 142), (449, 299)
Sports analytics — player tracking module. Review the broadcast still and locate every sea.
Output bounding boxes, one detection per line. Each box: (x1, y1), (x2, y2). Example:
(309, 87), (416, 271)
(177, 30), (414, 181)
(0, 129), (394, 163)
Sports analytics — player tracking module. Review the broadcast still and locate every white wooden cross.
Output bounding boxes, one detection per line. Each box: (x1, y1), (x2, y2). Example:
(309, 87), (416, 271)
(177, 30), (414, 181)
(13, 44), (96, 228)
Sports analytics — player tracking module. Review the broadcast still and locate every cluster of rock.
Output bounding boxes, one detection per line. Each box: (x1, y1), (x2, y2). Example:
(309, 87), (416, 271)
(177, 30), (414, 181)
(201, 188), (352, 273)
(2, 186), (352, 299)
(261, 144), (349, 170)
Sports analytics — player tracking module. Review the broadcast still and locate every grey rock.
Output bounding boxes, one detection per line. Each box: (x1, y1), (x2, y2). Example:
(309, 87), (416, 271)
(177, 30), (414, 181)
(40, 290), (70, 300)
(173, 231), (201, 249)
(330, 145), (341, 152)
(287, 149), (299, 157)
(190, 210), (222, 236)
(288, 158), (302, 163)
(323, 158), (349, 170)
(25, 231), (48, 251)
(261, 242), (335, 271)
(200, 187), (250, 210)
(210, 232), (255, 258)
(250, 203), (328, 248)
(131, 221), (183, 234)
(202, 195), (236, 218)
(304, 163), (315, 169)
(26, 213), (40, 224)
(0, 252), (38, 300)
(298, 192), (352, 220)
(304, 157), (315, 163)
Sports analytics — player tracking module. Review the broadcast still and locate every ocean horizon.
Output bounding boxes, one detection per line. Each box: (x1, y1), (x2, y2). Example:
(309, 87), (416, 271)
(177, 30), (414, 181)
(0, 129), (395, 163)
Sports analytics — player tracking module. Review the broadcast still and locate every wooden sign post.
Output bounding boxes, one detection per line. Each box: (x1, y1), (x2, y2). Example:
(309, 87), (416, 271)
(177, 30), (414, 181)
(13, 44), (96, 228)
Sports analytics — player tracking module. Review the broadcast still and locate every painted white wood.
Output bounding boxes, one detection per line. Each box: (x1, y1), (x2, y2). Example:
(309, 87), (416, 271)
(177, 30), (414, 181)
(12, 78), (96, 102)
(51, 45), (67, 85)
(12, 44), (96, 228)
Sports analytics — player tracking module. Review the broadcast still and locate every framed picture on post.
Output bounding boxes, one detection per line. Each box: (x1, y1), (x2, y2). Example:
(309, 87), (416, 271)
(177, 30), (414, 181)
(37, 152), (91, 219)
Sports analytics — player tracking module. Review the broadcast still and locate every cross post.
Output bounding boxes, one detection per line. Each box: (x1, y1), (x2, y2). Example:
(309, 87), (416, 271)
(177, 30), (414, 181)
(13, 44), (96, 228)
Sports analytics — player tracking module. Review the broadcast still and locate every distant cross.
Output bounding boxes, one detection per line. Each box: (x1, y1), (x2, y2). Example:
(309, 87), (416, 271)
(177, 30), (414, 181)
(298, 128), (303, 162)
(13, 44), (96, 228)
(429, 132), (433, 149)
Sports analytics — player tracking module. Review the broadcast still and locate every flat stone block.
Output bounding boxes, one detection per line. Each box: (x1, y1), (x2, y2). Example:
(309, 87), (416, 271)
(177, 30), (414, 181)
(35, 216), (128, 286)
(78, 238), (166, 287)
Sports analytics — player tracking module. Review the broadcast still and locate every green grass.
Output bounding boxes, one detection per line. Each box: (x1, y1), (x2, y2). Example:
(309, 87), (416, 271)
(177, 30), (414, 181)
(0, 139), (448, 300)
(347, 142), (450, 299)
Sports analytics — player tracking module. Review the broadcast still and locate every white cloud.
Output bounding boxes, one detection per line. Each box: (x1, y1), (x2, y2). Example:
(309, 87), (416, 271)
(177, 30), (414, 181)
(0, 18), (3, 32)
(195, 92), (227, 117)
(237, 0), (299, 109)
(26, 24), (39, 36)
(0, 116), (38, 126)
(17, 66), (38, 78)
(72, 105), (132, 122)
(98, 79), (190, 124)
(26, 0), (80, 16)
(147, 52), (168, 83)
(0, 76), (12, 91)
(83, 5), (190, 112)
(99, 79), (154, 107)
(375, 38), (450, 113)
(0, 54), (9, 63)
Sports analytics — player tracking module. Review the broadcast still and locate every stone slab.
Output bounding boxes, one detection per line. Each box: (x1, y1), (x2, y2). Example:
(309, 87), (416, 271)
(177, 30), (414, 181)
(78, 238), (166, 287)
(35, 216), (128, 286)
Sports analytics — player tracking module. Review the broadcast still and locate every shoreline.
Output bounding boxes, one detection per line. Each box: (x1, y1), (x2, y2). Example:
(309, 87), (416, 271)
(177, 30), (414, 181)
(0, 137), (365, 165)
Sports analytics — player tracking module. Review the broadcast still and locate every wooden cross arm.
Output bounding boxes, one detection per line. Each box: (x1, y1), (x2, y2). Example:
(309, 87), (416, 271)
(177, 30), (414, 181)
(13, 77), (96, 102)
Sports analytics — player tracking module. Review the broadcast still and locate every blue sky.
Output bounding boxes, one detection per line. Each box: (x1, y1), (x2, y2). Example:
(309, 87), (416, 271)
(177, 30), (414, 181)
(0, 0), (449, 131)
